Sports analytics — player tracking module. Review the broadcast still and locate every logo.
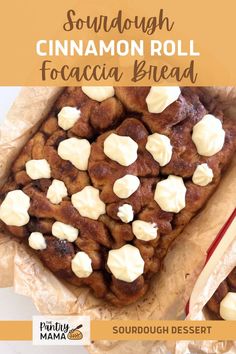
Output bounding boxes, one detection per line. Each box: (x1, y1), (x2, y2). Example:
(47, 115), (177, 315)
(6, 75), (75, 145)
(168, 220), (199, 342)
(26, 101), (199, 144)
(67, 324), (83, 340)
(33, 316), (90, 345)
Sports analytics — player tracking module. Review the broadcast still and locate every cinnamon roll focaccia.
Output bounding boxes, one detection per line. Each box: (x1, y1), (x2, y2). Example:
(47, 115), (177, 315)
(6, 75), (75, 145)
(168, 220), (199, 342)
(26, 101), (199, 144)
(0, 86), (236, 306)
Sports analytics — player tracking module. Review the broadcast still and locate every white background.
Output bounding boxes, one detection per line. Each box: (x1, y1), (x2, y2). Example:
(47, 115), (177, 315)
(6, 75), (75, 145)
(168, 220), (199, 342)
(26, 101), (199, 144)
(0, 87), (88, 354)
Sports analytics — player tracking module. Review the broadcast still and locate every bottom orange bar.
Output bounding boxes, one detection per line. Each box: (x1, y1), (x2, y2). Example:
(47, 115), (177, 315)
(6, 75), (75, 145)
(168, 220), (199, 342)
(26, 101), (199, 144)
(0, 321), (32, 340)
(0, 320), (236, 341)
(91, 320), (236, 340)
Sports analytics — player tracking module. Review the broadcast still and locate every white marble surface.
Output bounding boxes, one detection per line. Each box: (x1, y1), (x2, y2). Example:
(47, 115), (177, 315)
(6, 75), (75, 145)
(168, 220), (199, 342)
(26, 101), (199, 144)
(0, 87), (88, 354)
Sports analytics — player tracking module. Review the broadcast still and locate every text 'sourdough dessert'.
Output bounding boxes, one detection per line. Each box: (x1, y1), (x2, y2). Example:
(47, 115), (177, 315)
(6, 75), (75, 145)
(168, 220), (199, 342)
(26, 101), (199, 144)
(0, 86), (235, 306)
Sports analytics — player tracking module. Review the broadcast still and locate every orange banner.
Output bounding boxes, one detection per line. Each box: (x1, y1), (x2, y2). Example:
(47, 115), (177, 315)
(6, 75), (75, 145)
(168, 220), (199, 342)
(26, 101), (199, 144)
(0, 321), (31, 340)
(0, 0), (235, 85)
(1, 321), (236, 341)
(92, 320), (236, 340)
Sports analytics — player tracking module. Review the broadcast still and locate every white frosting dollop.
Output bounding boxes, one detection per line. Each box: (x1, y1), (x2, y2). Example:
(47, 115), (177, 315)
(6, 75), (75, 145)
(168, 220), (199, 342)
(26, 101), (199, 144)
(58, 106), (81, 130)
(145, 133), (172, 166)
(154, 175), (186, 213)
(192, 163), (213, 186)
(146, 86), (181, 113)
(71, 186), (106, 220)
(52, 221), (79, 242)
(46, 179), (68, 204)
(82, 86), (114, 102)
(28, 232), (47, 250)
(113, 175), (140, 199)
(220, 292), (236, 320)
(132, 220), (158, 241)
(192, 114), (225, 156)
(107, 244), (144, 282)
(58, 137), (91, 171)
(104, 133), (138, 167)
(0, 190), (30, 226)
(71, 251), (93, 278)
(25, 159), (51, 180)
(117, 204), (134, 223)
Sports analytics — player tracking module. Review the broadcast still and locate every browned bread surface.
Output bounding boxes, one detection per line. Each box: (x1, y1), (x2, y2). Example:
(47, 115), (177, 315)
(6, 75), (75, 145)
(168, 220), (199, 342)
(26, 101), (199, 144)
(1, 87), (236, 306)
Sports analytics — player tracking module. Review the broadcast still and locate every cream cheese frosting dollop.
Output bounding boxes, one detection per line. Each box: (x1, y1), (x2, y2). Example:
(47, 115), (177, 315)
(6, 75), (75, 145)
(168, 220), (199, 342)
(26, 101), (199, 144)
(113, 175), (140, 199)
(107, 244), (145, 282)
(71, 186), (106, 220)
(52, 221), (79, 242)
(220, 292), (236, 320)
(154, 175), (186, 213)
(145, 133), (172, 166)
(146, 86), (181, 113)
(192, 114), (225, 156)
(104, 133), (138, 166)
(71, 251), (93, 278)
(82, 86), (114, 102)
(58, 137), (91, 171)
(192, 163), (213, 186)
(46, 179), (68, 204)
(132, 220), (158, 241)
(25, 159), (51, 180)
(0, 190), (30, 226)
(117, 204), (134, 223)
(28, 232), (47, 250)
(58, 106), (81, 130)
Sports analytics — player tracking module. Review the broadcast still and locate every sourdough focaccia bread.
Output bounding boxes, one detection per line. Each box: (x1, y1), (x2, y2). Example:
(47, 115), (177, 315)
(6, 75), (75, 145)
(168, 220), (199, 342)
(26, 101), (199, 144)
(0, 86), (235, 306)
(206, 267), (236, 320)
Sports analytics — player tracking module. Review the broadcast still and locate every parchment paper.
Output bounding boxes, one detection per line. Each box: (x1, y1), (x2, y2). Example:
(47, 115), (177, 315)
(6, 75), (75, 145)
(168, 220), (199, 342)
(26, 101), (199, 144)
(0, 87), (236, 354)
